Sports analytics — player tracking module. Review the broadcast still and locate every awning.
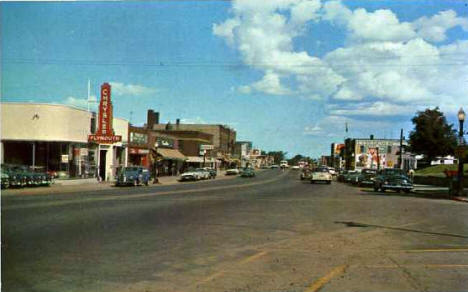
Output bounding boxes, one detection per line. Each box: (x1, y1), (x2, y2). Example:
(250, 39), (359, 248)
(156, 148), (186, 161)
(186, 156), (216, 163)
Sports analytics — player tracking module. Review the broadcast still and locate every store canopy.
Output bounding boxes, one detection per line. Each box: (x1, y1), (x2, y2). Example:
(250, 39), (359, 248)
(156, 148), (186, 161)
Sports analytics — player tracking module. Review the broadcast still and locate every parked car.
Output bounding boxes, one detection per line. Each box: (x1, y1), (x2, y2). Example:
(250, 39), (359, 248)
(337, 170), (349, 182)
(203, 167), (217, 179)
(355, 168), (378, 186)
(373, 168), (413, 193)
(115, 166), (150, 186)
(30, 166), (53, 186)
(270, 165), (280, 169)
(241, 167), (256, 177)
(300, 168), (311, 180)
(225, 168), (240, 175)
(344, 170), (360, 184)
(195, 168), (211, 180)
(1, 168), (9, 189)
(2, 164), (27, 187)
(179, 169), (202, 181)
(310, 167), (332, 184)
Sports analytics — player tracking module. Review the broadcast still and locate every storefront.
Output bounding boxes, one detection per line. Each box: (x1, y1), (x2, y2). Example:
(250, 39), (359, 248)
(1, 102), (95, 178)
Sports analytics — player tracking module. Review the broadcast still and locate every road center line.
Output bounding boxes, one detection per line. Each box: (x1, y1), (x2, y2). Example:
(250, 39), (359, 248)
(306, 264), (348, 292)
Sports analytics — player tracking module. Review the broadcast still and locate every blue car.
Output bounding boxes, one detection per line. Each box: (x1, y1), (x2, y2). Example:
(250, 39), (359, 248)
(116, 166), (150, 186)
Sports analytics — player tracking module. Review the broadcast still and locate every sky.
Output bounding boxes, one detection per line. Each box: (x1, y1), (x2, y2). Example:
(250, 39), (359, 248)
(2, 0), (468, 158)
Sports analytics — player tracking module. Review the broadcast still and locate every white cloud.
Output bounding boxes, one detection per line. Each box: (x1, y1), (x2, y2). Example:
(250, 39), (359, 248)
(215, 0), (468, 121)
(413, 10), (468, 42)
(109, 82), (157, 96)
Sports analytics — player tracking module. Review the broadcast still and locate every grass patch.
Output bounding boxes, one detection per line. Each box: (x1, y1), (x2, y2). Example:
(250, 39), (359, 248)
(416, 164), (468, 176)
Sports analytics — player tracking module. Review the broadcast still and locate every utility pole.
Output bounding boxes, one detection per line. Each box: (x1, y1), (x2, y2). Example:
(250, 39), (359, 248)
(399, 128), (403, 169)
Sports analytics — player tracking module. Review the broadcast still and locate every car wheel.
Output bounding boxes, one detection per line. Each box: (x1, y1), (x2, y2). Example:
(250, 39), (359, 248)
(310, 180), (315, 184)
(327, 181), (331, 184)
(404, 189), (411, 193)
(373, 185), (379, 192)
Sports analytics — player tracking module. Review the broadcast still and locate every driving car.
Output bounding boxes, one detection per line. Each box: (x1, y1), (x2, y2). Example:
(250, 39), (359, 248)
(355, 168), (378, 186)
(240, 167), (256, 177)
(310, 167), (332, 184)
(373, 168), (413, 193)
(115, 166), (150, 186)
(225, 168), (240, 175)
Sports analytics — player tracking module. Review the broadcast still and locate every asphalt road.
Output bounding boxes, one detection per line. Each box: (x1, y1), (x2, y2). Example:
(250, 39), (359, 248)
(2, 170), (468, 292)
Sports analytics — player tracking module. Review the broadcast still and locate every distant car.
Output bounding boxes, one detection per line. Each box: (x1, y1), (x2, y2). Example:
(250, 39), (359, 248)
(270, 165), (280, 169)
(241, 167), (256, 177)
(195, 168), (211, 180)
(225, 168), (240, 175)
(310, 167), (332, 184)
(300, 168), (311, 180)
(116, 166), (150, 186)
(355, 168), (378, 186)
(203, 167), (217, 179)
(291, 165), (300, 170)
(373, 168), (413, 193)
(327, 167), (336, 176)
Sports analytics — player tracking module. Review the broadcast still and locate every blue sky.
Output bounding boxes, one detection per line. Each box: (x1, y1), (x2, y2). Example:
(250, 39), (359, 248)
(2, 1), (468, 158)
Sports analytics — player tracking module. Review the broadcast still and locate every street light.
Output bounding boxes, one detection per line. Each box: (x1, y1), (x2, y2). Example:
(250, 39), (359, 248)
(458, 108), (465, 196)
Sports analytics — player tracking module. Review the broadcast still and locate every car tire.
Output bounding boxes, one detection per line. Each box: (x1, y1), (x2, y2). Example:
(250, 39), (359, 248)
(327, 181), (331, 184)
(404, 189), (411, 193)
(373, 185), (379, 192)
(310, 180), (315, 184)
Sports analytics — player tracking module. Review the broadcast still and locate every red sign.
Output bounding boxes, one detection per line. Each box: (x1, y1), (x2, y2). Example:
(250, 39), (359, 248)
(88, 83), (122, 143)
(88, 135), (122, 143)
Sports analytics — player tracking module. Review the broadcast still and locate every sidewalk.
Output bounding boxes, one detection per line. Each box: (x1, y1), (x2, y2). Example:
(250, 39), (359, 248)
(412, 184), (468, 203)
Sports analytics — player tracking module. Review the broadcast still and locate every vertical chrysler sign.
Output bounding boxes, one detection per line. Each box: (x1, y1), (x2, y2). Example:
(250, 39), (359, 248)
(88, 83), (122, 143)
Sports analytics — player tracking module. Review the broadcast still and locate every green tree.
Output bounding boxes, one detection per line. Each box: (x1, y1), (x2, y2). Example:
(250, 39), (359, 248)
(267, 151), (287, 164)
(409, 107), (458, 163)
(288, 154), (305, 166)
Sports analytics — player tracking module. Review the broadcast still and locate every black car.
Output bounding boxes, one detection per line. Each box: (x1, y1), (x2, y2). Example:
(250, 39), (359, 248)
(355, 168), (377, 186)
(373, 168), (413, 193)
(116, 166), (150, 186)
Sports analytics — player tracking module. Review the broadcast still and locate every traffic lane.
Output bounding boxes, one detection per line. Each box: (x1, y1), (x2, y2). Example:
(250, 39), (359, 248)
(2, 170), (299, 291)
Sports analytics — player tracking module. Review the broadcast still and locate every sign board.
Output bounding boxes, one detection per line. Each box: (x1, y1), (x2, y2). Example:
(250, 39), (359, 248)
(129, 148), (150, 155)
(61, 155), (69, 163)
(156, 137), (174, 148)
(88, 83), (122, 144)
(200, 144), (214, 150)
(130, 132), (148, 145)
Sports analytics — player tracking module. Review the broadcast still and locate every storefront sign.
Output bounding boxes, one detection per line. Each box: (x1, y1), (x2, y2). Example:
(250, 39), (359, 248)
(156, 137), (174, 148)
(129, 148), (150, 155)
(80, 148), (89, 156)
(200, 144), (214, 150)
(88, 83), (122, 144)
(61, 155), (69, 163)
(130, 132), (148, 145)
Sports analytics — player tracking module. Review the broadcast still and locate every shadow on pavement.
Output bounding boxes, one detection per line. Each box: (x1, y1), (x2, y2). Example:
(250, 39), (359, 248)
(335, 221), (468, 239)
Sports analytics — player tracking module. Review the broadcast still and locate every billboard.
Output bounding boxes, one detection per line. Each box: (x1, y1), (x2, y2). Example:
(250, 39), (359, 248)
(354, 139), (403, 169)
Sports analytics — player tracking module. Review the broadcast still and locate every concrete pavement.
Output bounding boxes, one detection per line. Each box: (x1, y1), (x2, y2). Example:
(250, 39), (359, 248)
(2, 170), (468, 292)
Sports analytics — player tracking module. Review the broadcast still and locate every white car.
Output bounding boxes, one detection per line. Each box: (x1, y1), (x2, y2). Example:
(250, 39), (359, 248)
(195, 168), (211, 179)
(179, 170), (201, 181)
(328, 167), (336, 175)
(311, 167), (332, 184)
(225, 168), (240, 175)
(292, 165), (300, 170)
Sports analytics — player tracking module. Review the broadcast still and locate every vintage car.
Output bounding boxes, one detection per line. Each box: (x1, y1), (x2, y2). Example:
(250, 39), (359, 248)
(30, 166), (53, 186)
(355, 168), (378, 186)
(344, 170), (360, 184)
(310, 167), (332, 184)
(194, 168), (211, 180)
(1, 168), (9, 189)
(225, 168), (240, 175)
(3, 164), (38, 187)
(270, 165), (280, 169)
(337, 170), (348, 182)
(203, 167), (217, 179)
(240, 167), (256, 177)
(300, 168), (311, 180)
(373, 168), (413, 193)
(116, 166), (150, 186)
(179, 170), (201, 181)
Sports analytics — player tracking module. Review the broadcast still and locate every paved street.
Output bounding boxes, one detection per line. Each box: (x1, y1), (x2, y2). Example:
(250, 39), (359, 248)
(2, 170), (468, 292)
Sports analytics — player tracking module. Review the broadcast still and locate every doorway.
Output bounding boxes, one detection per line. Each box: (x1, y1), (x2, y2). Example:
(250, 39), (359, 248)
(99, 150), (107, 181)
